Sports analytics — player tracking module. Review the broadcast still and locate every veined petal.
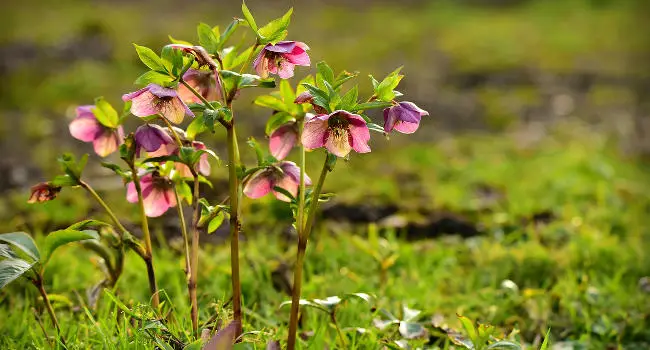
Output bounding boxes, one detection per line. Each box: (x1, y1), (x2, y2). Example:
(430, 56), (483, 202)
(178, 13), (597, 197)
(128, 91), (159, 117)
(243, 169), (273, 199)
(270, 125), (298, 160)
(393, 120), (420, 134)
(325, 129), (353, 157)
(92, 130), (120, 157)
(301, 116), (329, 150)
(69, 115), (102, 142)
(160, 98), (187, 124)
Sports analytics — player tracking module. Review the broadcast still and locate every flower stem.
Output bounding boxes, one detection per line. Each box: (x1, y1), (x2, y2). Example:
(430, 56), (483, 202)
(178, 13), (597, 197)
(173, 186), (192, 324)
(127, 166), (160, 308)
(189, 173), (201, 336)
(33, 274), (65, 345)
(227, 124), (243, 337)
(331, 313), (347, 349)
(287, 154), (330, 350)
(80, 181), (129, 236)
(159, 116), (184, 146)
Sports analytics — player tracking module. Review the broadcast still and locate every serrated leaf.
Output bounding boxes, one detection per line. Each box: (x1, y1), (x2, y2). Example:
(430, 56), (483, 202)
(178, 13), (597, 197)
(133, 44), (166, 72)
(0, 232), (40, 261)
(134, 71), (174, 86)
(0, 258), (33, 289)
(197, 23), (219, 54)
(241, 2), (258, 32)
(92, 97), (120, 128)
(258, 7), (293, 44)
(42, 229), (99, 264)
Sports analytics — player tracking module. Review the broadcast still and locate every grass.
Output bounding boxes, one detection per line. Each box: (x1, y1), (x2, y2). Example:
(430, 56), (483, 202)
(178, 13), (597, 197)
(2, 121), (650, 349)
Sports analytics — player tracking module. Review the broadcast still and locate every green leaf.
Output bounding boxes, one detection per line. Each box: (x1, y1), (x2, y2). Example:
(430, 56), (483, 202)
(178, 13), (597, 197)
(0, 258), (33, 289)
(100, 162), (131, 180)
(338, 85), (358, 110)
(258, 7), (293, 44)
(42, 229), (99, 264)
(332, 71), (358, 90)
(0, 244), (17, 259)
(197, 22), (220, 54)
(168, 35), (193, 46)
(279, 299), (329, 313)
(51, 174), (77, 187)
(176, 181), (193, 205)
(186, 115), (208, 140)
(375, 67), (403, 101)
(368, 122), (385, 134)
(0, 232), (40, 261)
(207, 212), (225, 234)
(279, 80), (295, 104)
(241, 2), (258, 32)
(265, 112), (295, 135)
(300, 83), (330, 112)
(92, 97), (120, 128)
(458, 315), (479, 348)
(312, 296), (341, 312)
(351, 101), (392, 112)
(134, 71), (174, 87)
(317, 61), (335, 84)
(486, 341), (522, 349)
(218, 19), (243, 50)
(67, 220), (111, 231)
(254, 95), (288, 113)
(539, 329), (551, 350)
(133, 44), (165, 72)
(272, 186), (295, 202)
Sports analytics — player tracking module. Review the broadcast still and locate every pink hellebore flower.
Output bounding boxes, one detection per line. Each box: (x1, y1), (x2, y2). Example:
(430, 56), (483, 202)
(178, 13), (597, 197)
(134, 124), (175, 157)
(122, 84), (194, 124)
(177, 69), (220, 104)
(269, 122), (299, 160)
(383, 102), (429, 134)
(302, 110), (371, 158)
(126, 172), (176, 217)
(253, 41), (310, 79)
(69, 105), (124, 157)
(175, 141), (211, 178)
(244, 161), (311, 202)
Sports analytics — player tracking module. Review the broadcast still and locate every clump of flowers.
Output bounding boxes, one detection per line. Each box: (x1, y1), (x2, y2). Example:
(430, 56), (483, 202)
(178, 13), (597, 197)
(5, 3), (428, 349)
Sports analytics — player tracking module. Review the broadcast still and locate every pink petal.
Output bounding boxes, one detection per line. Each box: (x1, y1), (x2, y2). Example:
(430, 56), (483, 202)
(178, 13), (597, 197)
(159, 97), (190, 124)
(128, 91), (159, 117)
(270, 125), (297, 160)
(383, 107), (398, 132)
(254, 52), (270, 79)
(243, 170), (273, 199)
(301, 116), (329, 150)
(69, 115), (102, 142)
(175, 163), (193, 179)
(279, 161), (312, 186)
(272, 175), (299, 202)
(92, 130), (120, 157)
(198, 154), (211, 176)
(276, 60), (295, 79)
(285, 46), (310, 66)
(126, 181), (138, 203)
(347, 114), (371, 153)
(324, 129), (352, 157)
(148, 143), (177, 157)
(393, 120), (420, 134)
(143, 188), (176, 217)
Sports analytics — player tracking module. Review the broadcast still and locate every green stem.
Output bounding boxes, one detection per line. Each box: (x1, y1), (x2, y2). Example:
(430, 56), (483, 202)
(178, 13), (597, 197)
(173, 186), (192, 316)
(331, 313), (347, 349)
(227, 124), (243, 337)
(128, 166), (160, 308)
(189, 173), (201, 335)
(159, 116), (184, 147)
(287, 154), (330, 350)
(239, 44), (258, 75)
(34, 275), (65, 345)
(80, 181), (129, 236)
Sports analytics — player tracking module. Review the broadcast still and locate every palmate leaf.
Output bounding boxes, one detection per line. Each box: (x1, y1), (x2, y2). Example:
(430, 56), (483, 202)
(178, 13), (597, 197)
(0, 232), (40, 261)
(0, 258), (33, 289)
(42, 229), (99, 264)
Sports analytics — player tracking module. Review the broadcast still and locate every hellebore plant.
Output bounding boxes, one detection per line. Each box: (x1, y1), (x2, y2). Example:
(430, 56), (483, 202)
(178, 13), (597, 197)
(1, 2), (428, 348)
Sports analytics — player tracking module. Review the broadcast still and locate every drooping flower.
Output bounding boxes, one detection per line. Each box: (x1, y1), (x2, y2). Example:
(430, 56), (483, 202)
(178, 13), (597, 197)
(69, 105), (124, 157)
(122, 84), (194, 124)
(302, 110), (371, 157)
(253, 41), (310, 79)
(28, 182), (61, 203)
(244, 161), (311, 202)
(175, 141), (211, 178)
(383, 102), (429, 134)
(294, 92), (327, 114)
(269, 122), (298, 160)
(134, 124), (175, 157)
(177, 69), (220, 104)
(126, 171), (176, 217)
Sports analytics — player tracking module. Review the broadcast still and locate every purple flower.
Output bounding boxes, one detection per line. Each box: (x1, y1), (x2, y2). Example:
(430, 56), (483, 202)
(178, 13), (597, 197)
(253, 41), (310, 79)
(383, 102), (429, 134)
(28, 182), (61, 204)
(126, 171), (176, 217)
(175, 141), (211, 178)
(177, 69), (220, 104)
(301, 110), (371, 158)
(269, 122), (299, 160)
(69, 105), (124, 157)
(243, 161), (311, 202)
(134, 124), (175, 157)
(122, 84), (194, 124)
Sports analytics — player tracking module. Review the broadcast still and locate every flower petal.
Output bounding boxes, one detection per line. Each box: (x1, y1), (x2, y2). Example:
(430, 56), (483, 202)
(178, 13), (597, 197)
(325, 129), (353, 157)
(92, 130), (120, 157)
(279, 161), (312, 186)
(270, 125), (298, 160)
(69, 115), (102, 142)
(135, 124), (173, 154)
(243, 169), (273, 199)
(393, 120), (421, 134)
(285, 46), (310, 66)
(272, 175), (299, 202)
(254, 52), (270, 79)
(143, 187), (175, 217)
(160, 97), (191, 124)
(276, 60), (296, 79)
(265, 41), (296, 53)
(348, 116), (371, 154)
(128, 91), (159, 117)
(301, 116), (329, 150)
